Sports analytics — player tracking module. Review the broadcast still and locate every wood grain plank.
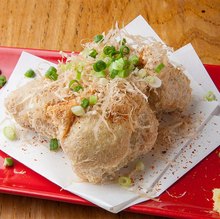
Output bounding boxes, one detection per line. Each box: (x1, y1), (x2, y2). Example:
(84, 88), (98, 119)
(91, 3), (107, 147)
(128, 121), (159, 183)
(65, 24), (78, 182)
(0, 194), (164, 219)
(0, 1), (219, 219)
(0, 0), (219, 63)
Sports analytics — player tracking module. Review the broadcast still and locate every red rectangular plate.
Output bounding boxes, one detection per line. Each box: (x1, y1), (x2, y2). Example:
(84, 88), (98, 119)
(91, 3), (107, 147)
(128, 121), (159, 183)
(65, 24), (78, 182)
(0, 46), (219, 219)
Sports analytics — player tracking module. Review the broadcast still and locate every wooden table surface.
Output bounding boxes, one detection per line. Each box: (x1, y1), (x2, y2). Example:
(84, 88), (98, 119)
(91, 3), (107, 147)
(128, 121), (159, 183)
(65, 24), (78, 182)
(0, 0), (219, 218)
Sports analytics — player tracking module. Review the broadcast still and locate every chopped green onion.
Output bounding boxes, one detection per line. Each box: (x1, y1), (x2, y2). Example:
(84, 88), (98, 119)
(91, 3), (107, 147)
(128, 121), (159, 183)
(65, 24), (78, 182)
(76, 71), (82, 80)
(111, 51), (122, 60)
(110, 69), (119, 79)
(69, 80), (83, 92)
(73, 85), (83, 92)
(69, 80), (78, 88)
(71, 106), (85, 116)
(118, 70), (129, 78)
(118, 176), (132, 187)
(0, 75), (7, 88)
(89, 49), (98, 58)
(155, 63), (165, 73)
(45, 66), (58, 81)
(3, 157), (14, 167)
(129, 55), (139, 65)
(3, 126), (16, 141)
(93, 71), (106, 78)
(24, 69), (36, 78)
(123, 59), (130, 70)
(81, 98), (89, 108)
(120, 46), (130, 55)
(89, 95), (98, 105)
(135, 161), (145, 171)
(204, 91), (217, 102)
(128, 63), (135, 72)
(110, 58), (125, 71)
(145, 76), (155, 84)
(145, 76), (162, 88)
(103, 46), (115, 56)
(93, 60), (107, 72)
(120, 38), (127, 45)
(137, 69), (147, 78)
(94, 34), (104, 43)
(109, 58), (131, 78)
(49, 138), (59, 151)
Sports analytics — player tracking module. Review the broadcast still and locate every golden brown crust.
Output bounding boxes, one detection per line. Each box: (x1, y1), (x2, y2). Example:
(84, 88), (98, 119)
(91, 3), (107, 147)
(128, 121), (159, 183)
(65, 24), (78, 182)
(148, 64), (192, 112)
(60, 80), (159, 183)
(4, 42), (191, 184)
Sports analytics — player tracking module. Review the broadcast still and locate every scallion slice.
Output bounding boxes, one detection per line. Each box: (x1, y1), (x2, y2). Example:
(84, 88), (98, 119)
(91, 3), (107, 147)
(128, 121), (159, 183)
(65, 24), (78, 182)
(74, 85), (83, 92)
(93, 71), (106, 78)
(145, 76), (155, 84)
(89, 95), (97, 105)
(123, 59), (130, 70)
(137, 69), (147, 78)
(103, 46), (115, 56)
(110, 69), (119, 79)
(0, 75), (7, 88)
(24, 69), (36, 78)
(93, 60), (107, 72)
(94, 34), (104, 43)
(135, 161), (145, 171)
(155, 63), (165, 73)
(3, 157), (14, 167)
(111, 51), (122, 60)
(204, 91), (217, 102)
(76, 71), (82, 80)
(145, 76), (162, 88)
(89, 49), (98, 58)
(3, 126), (16, 141)
(69, 80), (83, 92)
(71, 106), (85, 116)
(129, 55), (139, 65)
(110, 58), (125, 71)
(45, 66), (58, 81)
(118, 70), (129, 78)
(120, 45), (130, 55)
(50, 138), (59, 151)
(120, 38), (127, 45)
(81, 98), (89, 108)
(118, 176), (132, 187)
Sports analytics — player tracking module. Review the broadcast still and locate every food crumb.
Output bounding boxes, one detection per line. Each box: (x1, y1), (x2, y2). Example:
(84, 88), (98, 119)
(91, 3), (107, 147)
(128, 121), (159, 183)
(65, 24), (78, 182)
(166, 190), (187, 198)
(14, 169), (26, 175)
(213, 189), (220, 214)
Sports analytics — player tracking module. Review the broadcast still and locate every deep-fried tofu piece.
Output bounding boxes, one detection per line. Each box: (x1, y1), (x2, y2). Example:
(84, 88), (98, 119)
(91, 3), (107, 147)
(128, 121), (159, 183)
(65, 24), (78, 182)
(61, 88), (158, 183)
(148, 63), (192, 112)
(140, 43), (192, 112)
(5, 78), (75, 138)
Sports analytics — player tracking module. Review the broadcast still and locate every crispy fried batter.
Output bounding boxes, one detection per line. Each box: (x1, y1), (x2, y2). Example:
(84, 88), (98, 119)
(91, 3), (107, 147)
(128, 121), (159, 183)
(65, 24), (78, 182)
(4, 40), (192, 184)
(148, 64), (192, 112)
(140, 43), (192, 112)
(61, 98), (158, 183)
(5, 78), (76, 138)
